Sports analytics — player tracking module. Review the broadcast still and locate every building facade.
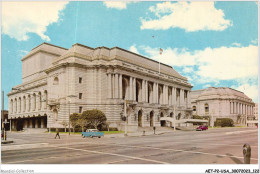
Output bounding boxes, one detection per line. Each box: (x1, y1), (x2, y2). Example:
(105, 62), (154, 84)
(8, 43), (192, 131)
(191, 87), (255, 127)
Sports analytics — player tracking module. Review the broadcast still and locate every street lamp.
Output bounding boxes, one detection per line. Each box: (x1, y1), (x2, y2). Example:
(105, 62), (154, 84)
(67, 95), (77, 135)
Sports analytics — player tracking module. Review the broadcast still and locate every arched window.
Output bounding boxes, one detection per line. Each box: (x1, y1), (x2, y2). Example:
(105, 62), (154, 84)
(10, 99), (13, 113)
(193, 106), (196, 111)
(23, 96), (26, 112)
(136, 80), (142, 102)
(205, 103), (209, 114)
(53, 77), (59, 85)
(148, 83), (153, 103)
(38, 92), (42, 110)
(14, 98), (17, 113)
(122, 77), (128, 99)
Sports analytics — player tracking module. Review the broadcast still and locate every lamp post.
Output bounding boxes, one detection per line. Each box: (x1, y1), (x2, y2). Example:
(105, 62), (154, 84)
(124, 99), (127, 136)
(67, 95), (77, 135)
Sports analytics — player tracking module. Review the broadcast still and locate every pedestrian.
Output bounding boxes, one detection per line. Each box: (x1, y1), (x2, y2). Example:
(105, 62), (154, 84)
(55, 128), (60, 139)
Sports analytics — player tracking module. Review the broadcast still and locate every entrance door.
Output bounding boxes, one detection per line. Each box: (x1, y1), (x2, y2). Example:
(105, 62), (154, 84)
(150, 111), (154, 127)
(138, 110), (142, 127)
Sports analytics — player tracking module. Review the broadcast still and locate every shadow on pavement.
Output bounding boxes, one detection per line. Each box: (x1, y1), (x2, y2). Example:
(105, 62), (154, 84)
(226, 153), (243, 164)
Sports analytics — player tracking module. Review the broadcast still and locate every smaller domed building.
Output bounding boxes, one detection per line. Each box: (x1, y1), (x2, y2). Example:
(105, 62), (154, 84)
(191, 87), (255, 127)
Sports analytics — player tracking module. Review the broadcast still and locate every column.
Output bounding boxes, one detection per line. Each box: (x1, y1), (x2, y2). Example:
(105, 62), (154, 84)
(129, 77), (133, 100)
(119, 74), (122, 99)
(142, 80), (146, 102)
(41, 118), (44, 128)
(180, 89), (184, 107)
(145, 81), (148, 102)
(35, 119), (38, 128)
(156, 83), (158, 104)
(165, 85), (168, 105)
(114, 74), (119, 98)
(172, 87), (176, 106)
(187, 91), (191, 108)
(153, 83), (156, 103)
(234, 102), (236, 114)
(133, 77), (136, 101)
(230, 102), (233, 114)
(107, 73), (112, 98)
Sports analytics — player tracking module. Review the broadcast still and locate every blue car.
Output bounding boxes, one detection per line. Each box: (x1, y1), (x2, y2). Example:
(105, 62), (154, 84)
(81, 129), (104, 138)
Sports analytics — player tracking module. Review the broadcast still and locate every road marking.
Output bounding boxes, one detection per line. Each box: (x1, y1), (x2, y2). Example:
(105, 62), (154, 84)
(3, 153), (89, 164)
(1, 143), (49, 151)
(108, 144), (258, 161)
(63, 142), (258, 162)
(52, 145), (169, 164)
(225, 130), (258, 135)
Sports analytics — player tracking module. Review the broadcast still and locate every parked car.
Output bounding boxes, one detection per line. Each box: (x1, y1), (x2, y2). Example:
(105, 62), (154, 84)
(81, 129), (104, 138)
(196, 125), (208, 131)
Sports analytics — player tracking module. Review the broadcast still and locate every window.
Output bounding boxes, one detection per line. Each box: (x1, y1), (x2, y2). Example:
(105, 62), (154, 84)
(79, 93), (82, 99)
(193, 106), (196, 111)
(53, 77), (59, 85)
(79, 77), (82, 84)
(79, 106), (82, 113)
(205, 103), (209, 114)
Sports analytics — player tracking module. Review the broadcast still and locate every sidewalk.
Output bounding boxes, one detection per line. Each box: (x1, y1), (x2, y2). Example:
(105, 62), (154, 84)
(104, 129), (175, 138)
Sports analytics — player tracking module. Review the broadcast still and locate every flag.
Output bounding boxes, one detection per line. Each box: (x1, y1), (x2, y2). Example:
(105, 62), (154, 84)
(159, 48), (163, 55)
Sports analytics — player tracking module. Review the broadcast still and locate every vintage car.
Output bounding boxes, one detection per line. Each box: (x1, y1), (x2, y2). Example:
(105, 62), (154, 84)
(196, 125), (208, 131)
(81, 129), (104, 138)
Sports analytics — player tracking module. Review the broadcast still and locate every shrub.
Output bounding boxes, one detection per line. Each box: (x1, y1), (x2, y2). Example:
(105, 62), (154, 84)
(193, 115), (203, 119)
(214, 118), (234, 127)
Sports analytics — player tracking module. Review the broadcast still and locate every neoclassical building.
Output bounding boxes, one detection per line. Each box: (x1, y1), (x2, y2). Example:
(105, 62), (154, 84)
(191, 87), (255, 127)
(8, 43), (192, 131)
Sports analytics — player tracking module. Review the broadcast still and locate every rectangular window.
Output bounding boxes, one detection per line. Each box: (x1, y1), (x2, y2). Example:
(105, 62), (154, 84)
(79, 77), (82, 84)
(79, 93), (82, 99)
(79, 106), (82, 113)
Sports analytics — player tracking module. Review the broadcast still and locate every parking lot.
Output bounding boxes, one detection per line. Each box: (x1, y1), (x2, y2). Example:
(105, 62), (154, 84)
(1, 127), (258, 164)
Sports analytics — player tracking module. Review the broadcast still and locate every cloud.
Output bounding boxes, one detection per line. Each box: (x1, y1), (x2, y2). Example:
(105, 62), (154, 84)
(182, 66), (194, 73)
(141, 2), (232, 32)
(129, 44), (139, 54)
(103, 2), (135, 10)
(231, 42), (241, 47)
(141, 45), (258, 81)
(232, 83), (258, 103)
(2, 2), (68, 41)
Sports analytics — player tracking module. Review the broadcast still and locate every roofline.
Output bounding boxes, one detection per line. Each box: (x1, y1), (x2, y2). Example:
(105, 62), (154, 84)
(112, 46), (173, 69)
(32, 42), (68, 51)
(72, 43), (174, 69)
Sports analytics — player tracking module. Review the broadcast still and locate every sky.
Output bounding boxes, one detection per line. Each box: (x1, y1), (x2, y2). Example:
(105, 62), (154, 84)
(1, 1), (258, 110)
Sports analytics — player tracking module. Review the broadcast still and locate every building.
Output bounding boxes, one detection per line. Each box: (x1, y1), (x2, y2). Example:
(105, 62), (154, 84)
(7, 43), (193, 131)
(254, 103), (258, 120)
(191, 87), (255, 127)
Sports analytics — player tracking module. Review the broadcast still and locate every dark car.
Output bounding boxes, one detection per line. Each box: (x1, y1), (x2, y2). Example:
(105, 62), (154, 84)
(196, 125), (208, 131)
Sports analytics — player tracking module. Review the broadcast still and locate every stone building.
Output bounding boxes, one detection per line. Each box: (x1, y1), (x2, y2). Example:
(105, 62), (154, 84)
(8, 43), (192, 131)
(191, 87), (255, 127)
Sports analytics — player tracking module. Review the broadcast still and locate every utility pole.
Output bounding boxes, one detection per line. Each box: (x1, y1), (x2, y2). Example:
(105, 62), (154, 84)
(2, 91), (4, 134)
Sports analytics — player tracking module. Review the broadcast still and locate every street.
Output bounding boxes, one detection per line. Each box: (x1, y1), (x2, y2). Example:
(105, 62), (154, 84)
(1, 127), (258, 164)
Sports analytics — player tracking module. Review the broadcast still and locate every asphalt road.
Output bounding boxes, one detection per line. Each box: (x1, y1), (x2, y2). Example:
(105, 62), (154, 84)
(1, 127), (258, 164)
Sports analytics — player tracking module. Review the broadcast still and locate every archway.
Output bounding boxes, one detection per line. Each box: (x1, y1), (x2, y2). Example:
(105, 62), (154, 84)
(150, 111), (154, 127)
(160, 112), (166, 127)
(138, 110), (142, 127)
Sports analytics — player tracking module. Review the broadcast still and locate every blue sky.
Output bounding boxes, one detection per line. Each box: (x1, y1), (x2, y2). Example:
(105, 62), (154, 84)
(1, 1), (258, 109)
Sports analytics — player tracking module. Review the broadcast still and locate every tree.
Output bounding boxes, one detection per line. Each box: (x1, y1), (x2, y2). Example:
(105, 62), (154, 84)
(82, 109), (107, 130)
(70, 113), (81, 133)
(61, 120), (68, 132)
(77, 116), (87, 132)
